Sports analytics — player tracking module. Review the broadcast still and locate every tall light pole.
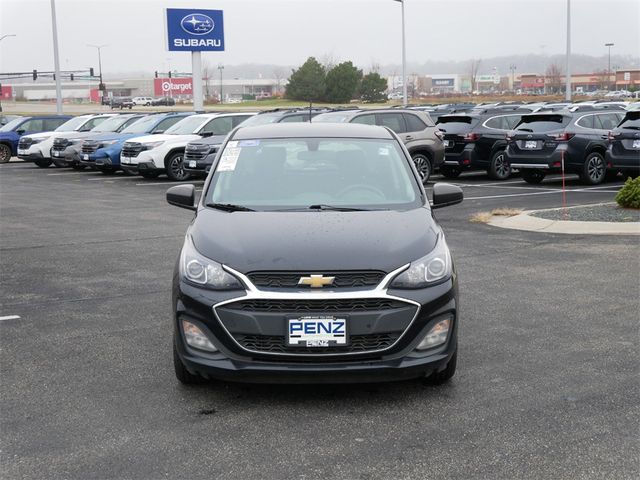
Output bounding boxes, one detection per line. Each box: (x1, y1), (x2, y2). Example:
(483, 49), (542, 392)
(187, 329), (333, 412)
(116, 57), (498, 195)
(394, 0), (407, 106)
(218, 64), (224, 104)
(564, 0), (571, 101)
(605, 43), (614, 90)
(0, 34), (16, 43)
(509, 64), (517, 91)
(87, 44), (107, 103)
(50, 0), (63, 113)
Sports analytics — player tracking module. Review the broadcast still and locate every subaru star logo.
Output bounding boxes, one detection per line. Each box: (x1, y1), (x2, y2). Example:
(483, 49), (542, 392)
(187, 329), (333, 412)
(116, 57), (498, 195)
(180, 14), (214, 35)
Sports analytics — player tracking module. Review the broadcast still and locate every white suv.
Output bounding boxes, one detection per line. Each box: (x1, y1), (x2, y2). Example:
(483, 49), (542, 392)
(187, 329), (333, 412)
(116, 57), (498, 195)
(17, 114), (116, 168)
(120, 112), (255, 180)
(132, 97), (153, 106)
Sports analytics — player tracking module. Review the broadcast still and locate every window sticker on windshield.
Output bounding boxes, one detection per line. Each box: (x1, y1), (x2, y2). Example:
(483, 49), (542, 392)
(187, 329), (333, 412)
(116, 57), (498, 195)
(378, 147), (390, 156)
(218, 141), (241, 171)
(239, 139), (260, 147)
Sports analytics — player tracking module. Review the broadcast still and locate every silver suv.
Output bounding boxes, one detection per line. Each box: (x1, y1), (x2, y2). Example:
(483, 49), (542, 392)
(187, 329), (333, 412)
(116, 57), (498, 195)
(313, 109), (445, 183)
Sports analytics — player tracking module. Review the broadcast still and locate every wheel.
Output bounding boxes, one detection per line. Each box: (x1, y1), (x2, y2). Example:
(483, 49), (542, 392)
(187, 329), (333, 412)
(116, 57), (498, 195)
(173, 341), (205, 385)
(145, 102), (151, 106)
(424, 350), (457, 385)
(440, 165), (461, 178)
(34, 159), (53, 168)
(487, 150), (511, 180)
(121, 168), (136, 176)
(0, 144), (11, 164)
(580, 152), (606, 185)
(72, 164), (86, 170)
(412, 153), (432, 184)
(52, 158), (69, 168)
(165, 151), (191, 181)
(521, 169), (546, 184)
(139, 171), (160, 179)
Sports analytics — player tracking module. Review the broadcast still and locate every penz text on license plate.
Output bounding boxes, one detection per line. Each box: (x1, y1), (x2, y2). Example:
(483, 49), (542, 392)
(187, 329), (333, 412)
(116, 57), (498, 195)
(287, 316), (347, 347)
(633, 139), (640, 149)
(524, 140), (537, 149)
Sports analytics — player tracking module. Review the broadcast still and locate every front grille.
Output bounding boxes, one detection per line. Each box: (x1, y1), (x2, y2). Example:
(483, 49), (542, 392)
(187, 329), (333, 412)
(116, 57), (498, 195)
(248, 271), (386, 289)
(223, 298), (406, 313)
(52, 138), (70, 151)
(82, 141), (100, 154)
(185, 143), (215, 161)
(122, 143), (144, 158)
(234, 332), (400, 354)
(18, 138), (33, 149)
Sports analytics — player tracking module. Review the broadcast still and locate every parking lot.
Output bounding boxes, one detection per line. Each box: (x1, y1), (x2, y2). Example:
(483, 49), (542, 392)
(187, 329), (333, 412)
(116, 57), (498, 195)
(1, 161), (637, 479)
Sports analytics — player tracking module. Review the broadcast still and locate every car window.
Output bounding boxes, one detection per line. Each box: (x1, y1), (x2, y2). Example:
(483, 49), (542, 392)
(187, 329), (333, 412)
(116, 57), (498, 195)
(44, 118), (66, 131)
(81, 117), (109, 131)
(484, 116), (507, 130)
(152, 116), (184, 133)
(55, 116), (90, 132)
(576, 115), (594, 129)
(377, 113), (407, 133)
(351, 114), (376, 126)
(202, 117), (234, 135)
(514, 115), (570, 132)
(279, 114), (309, 123)
(505, 115), (523, 129)
(619, 114), (640, 129)
(117, 116), (145, 132)
(436, 116), (478, 133)
(232, 115), (254, 127)
(0, 117), (25, 132)
(594, 113), (621, 130)
(18, 119), (45, 131)
(403, 113), (427, 132)
(207, 137), (420, 210)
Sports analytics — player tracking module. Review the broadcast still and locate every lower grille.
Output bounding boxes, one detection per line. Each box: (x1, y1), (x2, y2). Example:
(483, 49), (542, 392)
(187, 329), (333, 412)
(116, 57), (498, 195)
(234, 332), (400, 354)
(224, 298), (407, 313)
(122, 143), (144, 158)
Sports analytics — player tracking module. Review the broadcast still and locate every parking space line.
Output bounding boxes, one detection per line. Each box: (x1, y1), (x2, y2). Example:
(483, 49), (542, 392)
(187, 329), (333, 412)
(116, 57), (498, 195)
(452, 183), (559, 192)
(135, 181), (204, 186)
(47, 172), (96, 176)
(0, 315), (21, 321)
(87, 176), (136, 181)
(465, 188), (620, 201)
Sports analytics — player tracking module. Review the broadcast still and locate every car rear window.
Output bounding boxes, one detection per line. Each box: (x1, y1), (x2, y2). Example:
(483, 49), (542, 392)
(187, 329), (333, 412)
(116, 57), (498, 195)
(514, 115), (570, 132)
(619, 113), (640, 129)
(436, 116), (477, 133)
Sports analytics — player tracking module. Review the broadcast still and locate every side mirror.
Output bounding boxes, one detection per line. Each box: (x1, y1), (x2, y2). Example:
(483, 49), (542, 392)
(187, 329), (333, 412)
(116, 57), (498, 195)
(16, 129), (25, 135)
(166, 184), (196, 211)
(153, 130), (164, 134)
(200, 131), (213, 138)
(431, 183), (463, 209)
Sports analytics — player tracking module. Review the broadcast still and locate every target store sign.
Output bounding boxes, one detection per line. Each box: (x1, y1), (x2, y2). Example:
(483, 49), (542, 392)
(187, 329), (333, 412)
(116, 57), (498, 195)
(154, 78), (193, 96)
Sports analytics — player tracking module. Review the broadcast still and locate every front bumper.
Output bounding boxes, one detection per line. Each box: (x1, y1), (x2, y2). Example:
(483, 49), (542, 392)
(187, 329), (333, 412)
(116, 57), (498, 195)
(121, 161), (163, 175)
(17, 149), (45, 162)
(173, 269), (458, 384)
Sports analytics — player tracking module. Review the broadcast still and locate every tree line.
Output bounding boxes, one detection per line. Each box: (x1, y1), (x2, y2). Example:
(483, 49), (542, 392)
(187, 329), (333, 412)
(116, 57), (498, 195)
(285, 57), (388, 103)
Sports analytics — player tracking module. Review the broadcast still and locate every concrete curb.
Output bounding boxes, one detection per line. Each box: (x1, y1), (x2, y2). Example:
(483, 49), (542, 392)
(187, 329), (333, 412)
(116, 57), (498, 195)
(488, 204), (640, 235)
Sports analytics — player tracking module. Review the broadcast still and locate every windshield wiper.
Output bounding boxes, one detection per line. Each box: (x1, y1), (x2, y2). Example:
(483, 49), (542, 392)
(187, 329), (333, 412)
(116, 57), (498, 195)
(206, 203), (255, 212)
(307, 204), (370, 211)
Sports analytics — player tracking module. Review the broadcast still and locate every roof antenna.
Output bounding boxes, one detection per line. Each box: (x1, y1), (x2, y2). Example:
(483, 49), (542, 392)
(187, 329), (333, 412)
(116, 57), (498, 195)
(309, 100), (312, 122)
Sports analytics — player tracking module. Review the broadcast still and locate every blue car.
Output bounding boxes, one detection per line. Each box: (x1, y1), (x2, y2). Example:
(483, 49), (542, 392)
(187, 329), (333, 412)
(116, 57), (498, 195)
(78, 112), (193, 173)
(0, 115), (71, 163)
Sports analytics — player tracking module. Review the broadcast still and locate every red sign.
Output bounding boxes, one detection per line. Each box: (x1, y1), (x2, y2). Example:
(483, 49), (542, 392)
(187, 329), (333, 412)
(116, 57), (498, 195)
(1, 85), (12, 100)
(154, 78), (193, 96)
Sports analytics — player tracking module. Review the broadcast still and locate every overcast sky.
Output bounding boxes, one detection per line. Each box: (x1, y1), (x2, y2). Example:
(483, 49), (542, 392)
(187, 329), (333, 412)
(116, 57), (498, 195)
(1, 0), (638, 76)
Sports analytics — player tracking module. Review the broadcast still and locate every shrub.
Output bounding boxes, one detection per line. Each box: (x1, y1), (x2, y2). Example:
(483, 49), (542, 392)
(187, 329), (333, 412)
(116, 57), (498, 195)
(615, 176), (640, 209)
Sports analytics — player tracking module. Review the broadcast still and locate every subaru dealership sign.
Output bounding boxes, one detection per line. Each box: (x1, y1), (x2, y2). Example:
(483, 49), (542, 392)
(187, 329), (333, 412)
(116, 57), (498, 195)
(166, 8), (225, 51)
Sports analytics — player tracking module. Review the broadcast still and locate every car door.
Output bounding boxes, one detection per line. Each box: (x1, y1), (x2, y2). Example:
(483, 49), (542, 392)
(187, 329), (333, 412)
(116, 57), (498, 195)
(15, 118), (45, 136)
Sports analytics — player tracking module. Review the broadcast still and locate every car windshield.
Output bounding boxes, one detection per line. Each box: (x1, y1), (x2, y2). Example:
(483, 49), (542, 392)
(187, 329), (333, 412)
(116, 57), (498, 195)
(514, 115), (570, 132)
(164, 116), (206, 134)
(54, 116), (89, 132)
(91, 116), (135, 133)
(312, 113), (353, 123)
(121, 115), (160, 134)
(206, 137), (421, 211)
(0, 117), (25, 132)
(619, 114), (640, 129)
(238, 114), (282, 127)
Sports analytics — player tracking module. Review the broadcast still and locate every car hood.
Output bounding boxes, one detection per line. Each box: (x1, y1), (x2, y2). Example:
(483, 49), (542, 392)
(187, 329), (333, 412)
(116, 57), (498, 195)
(82, 132), (127, 142)
(22, 131), (56, 140)
(51, 131), (93, 140)
(189, 207), (438, 273)
(125, 133), (200, 144)
(189, 134), (227, 146)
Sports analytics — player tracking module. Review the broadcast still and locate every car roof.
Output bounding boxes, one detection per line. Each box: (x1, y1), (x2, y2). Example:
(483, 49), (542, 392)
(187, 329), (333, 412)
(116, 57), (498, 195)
(232, 122), (395, 140)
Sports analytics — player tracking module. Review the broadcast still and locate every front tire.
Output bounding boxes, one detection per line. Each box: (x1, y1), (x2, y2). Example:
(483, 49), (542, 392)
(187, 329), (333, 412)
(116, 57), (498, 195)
(34, 159), (53, 168)
(580, 152), (606, 185)
(487, 150), (511, 180)
(411, 153), (432, 184)
(440, 165), (462, 178)
(72, 164), (86, 170)
(522, 169), (546, 184)
(52, 158), (69, 168)
(0, 144), (11, 163)
(173, 341), (205, 385)
(166, 151), (191, 181)
(424, 350), (457, 385)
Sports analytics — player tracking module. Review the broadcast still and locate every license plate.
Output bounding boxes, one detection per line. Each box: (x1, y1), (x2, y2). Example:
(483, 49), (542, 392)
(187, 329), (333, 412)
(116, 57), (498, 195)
(633, 140), (640, 149)
(17, 149), (27, 155)
(443, 140), (450, 147)
(121, 156), (130, 164)
(189, 160), (197, 168)
(524, 140), (537, 149)
(52, 151), (60, 157)
(83, 154), (89, 160)
(287, 316), (347, 347)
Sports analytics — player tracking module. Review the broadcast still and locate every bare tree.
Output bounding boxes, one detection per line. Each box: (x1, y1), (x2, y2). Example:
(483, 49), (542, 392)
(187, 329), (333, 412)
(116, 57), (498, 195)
(319, 53), (336, 72)
(469, 59), (482, 93)
(273, 67), (287, 95)
(545, 63), (563, 94)
(593, 69), (610, 90)
(202, 61), (213, 100)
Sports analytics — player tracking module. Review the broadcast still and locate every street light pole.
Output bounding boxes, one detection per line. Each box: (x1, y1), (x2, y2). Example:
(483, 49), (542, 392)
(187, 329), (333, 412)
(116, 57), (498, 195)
(509, 64), (516, 91)
(564, 0), (571, 101)
(87, 44), (107, 102)
(50, 0), (63, 114)
(605, 43), (614, 90)
(218, 64), (224, 104)
(0, 34), (16, 43)
(394, 0), (407, 106)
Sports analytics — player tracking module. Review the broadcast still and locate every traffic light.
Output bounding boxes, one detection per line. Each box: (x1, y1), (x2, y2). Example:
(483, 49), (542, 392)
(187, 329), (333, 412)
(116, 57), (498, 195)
(89, 67), (95, 77)
(155, 71), (158, 78)
(70, 73), (74, 81)
(33, 69), (37, 81)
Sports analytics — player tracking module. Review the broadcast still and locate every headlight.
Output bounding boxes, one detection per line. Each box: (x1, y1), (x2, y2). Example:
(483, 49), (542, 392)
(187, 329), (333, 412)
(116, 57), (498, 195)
(101, 140), (119, 147)
(180, 235), (243, 290)
(142, 141), (164, 150)
(30, 138), (44, 144)
(389, 233), (452, 289)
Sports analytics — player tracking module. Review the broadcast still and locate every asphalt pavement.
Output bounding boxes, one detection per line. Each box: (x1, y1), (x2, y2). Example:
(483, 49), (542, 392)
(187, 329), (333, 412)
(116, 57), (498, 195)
(1, 162), (638, 480)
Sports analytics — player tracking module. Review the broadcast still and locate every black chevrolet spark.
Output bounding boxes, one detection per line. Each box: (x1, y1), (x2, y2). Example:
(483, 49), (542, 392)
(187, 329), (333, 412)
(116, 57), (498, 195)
(166, 123), (463, 385)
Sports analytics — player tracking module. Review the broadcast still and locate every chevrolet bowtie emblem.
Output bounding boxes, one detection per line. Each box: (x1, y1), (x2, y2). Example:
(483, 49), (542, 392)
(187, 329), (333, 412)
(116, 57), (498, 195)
(298, 274), (335, 288)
